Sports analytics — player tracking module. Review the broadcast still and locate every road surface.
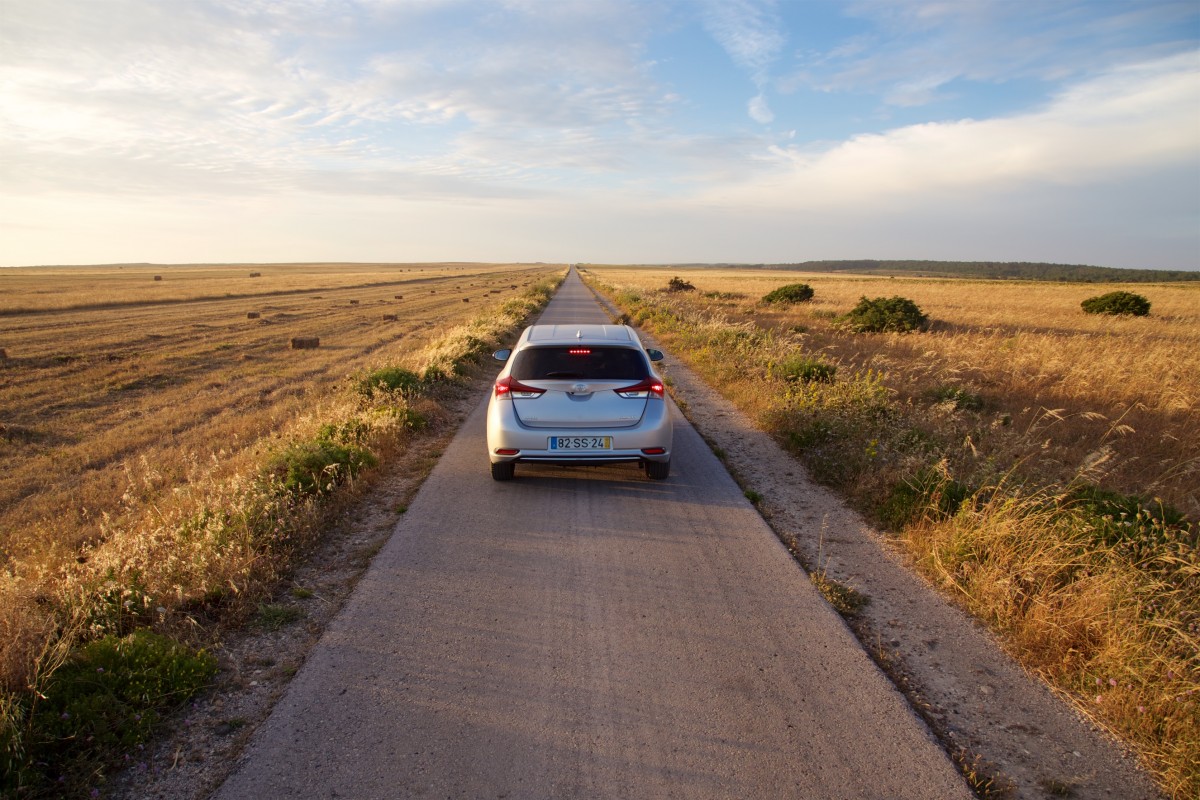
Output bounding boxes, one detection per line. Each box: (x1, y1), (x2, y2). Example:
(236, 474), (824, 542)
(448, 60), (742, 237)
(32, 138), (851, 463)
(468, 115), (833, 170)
(214, 269), (970, 799)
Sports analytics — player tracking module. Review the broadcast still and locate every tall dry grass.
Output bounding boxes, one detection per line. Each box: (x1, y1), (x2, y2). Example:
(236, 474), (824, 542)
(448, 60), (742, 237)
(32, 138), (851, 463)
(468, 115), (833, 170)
(584, 266), (1198, 797)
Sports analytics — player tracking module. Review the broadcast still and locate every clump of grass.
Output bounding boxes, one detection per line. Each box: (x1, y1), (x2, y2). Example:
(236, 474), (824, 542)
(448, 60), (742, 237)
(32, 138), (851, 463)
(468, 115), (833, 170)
(356, 366), (422, 398)
(1081, 291), (1151, 317)
(926, 384), (983, 411)
(810, 572), (870, 617)
(774, 353), (836, 384)
(880, 465), (973, 529)
(254, 603), (304, 631)
(266, 439), (377, 498)
(666, 276), (695, 292)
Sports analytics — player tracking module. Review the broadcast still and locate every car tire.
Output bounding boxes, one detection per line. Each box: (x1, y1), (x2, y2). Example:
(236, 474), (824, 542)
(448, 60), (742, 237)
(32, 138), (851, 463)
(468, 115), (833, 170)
(490, 461), (515, 481)
(644, 459), (670, 480)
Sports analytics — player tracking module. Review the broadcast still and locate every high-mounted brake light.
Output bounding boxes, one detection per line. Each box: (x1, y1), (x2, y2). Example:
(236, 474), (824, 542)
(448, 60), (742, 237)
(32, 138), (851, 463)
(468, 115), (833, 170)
(495, 376), (545, 398)
(568, 348), (591, 355)
(614, 378), (664, 399)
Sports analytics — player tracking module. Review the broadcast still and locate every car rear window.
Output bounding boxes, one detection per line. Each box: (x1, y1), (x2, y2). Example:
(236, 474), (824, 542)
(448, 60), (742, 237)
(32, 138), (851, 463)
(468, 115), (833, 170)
(511, 346), (649, 381)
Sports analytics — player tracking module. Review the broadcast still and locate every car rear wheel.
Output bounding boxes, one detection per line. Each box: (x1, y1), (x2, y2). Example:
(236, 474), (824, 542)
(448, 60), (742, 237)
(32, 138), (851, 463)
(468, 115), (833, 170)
(490, 461), (515, 481)
(644, 459), (670, 480)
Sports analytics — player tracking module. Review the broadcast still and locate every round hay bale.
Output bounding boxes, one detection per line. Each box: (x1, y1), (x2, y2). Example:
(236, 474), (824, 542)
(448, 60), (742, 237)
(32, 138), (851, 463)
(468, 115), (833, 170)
(382, 314), (398, 322)
(290, 336), (320, 350)
(153, 275), (162, 281)
(249, 271), (262, 277)
(247, 312), (261, 319)
(349, 299), (359, 305)
(395, 294), (404, 299)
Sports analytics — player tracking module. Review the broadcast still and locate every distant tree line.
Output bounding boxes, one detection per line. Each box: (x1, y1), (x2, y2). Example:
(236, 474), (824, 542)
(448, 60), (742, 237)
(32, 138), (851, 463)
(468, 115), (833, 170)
(760, 260), (1200, 283)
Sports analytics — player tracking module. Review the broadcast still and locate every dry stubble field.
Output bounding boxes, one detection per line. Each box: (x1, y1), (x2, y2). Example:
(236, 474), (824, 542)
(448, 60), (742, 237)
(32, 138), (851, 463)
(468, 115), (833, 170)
(0, 262), (556, 565)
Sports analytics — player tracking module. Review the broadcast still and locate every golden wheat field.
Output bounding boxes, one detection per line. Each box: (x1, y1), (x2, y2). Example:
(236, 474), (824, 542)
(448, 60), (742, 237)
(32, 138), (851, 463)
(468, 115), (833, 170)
(0, 262), (560, 566)
(585, 266), (1200, 518)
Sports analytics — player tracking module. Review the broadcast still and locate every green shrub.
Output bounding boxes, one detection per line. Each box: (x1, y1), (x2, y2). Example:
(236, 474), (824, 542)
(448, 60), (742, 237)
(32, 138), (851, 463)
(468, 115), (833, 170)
(1080, 291), (1151, 316)
(267, 439), (377, 497)
(356, 366), (421, 398)
(841, 295), (928, 333)
(254, 603), (305, 631)
(14, 631), (216, 795)
(775, 354), (836, 383)
(762, 283), (815, 304)
(666, 276), (695, 292)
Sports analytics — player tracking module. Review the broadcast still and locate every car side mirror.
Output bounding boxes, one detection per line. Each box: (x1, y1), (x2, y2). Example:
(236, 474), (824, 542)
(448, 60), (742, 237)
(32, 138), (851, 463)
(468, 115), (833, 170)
(646, 348), (664, 362)
(492, 348), (511, 362)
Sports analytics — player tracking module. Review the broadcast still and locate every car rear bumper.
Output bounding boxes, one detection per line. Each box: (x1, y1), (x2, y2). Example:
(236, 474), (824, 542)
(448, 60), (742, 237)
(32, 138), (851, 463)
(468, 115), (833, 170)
(486, 397), (672, 465)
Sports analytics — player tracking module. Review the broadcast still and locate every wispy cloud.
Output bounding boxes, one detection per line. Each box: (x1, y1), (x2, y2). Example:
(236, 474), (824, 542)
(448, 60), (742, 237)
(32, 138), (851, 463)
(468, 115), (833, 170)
(699, 0), (785, 123)
(0, 0), (677, 196)
(786, 0), (1199, 107)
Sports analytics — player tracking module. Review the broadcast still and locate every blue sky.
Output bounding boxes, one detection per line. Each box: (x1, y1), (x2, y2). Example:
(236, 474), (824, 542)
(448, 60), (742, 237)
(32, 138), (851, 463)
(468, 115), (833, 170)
(2, 0), (1197, 269)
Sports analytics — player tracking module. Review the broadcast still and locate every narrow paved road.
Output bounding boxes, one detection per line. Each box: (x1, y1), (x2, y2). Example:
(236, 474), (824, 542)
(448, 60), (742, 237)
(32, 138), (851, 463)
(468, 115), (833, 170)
(214, 270), (969, 799)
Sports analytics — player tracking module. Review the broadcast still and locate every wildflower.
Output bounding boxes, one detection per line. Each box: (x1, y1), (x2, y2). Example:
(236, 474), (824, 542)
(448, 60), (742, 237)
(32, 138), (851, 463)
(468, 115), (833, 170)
(1108, 678), (1117, 687)
(96, 667), (104, 673)
(1138, 706), (1146, 713)
(1095, 695), (1103, 703)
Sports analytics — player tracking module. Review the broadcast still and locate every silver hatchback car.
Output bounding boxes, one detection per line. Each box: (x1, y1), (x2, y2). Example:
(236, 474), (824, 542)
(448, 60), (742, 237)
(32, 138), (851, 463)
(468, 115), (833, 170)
(486, 324), (673, 481)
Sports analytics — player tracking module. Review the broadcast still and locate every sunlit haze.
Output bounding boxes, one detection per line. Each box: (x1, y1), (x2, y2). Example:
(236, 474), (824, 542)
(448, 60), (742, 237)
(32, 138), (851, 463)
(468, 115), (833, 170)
(2, 0), (1197, 269)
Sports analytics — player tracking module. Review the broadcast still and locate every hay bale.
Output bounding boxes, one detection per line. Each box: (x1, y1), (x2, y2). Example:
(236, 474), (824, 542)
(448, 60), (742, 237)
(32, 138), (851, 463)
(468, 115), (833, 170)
(462, 298), (470, 303)
(349, 299), (359, 305)
(247, 312), (261, 319)
(249, 271), (262, 277)
(290, 337), (320, 350)
(394, 294), (403, 299)
(0, 348), (7, 360)
(382, 314), (398, 322)
(153, 275), (162, 281)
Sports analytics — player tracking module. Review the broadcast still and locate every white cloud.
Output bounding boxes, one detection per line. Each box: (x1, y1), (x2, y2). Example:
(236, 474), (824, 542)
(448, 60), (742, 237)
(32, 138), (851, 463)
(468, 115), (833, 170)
(710, 53), (1200, 207)
(747, 93), (774, 124)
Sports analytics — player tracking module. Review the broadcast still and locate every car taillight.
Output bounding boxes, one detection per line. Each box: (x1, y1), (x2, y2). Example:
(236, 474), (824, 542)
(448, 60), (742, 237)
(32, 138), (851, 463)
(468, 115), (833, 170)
(494, 376), (545, 398)
(614, 378), (664, 399)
